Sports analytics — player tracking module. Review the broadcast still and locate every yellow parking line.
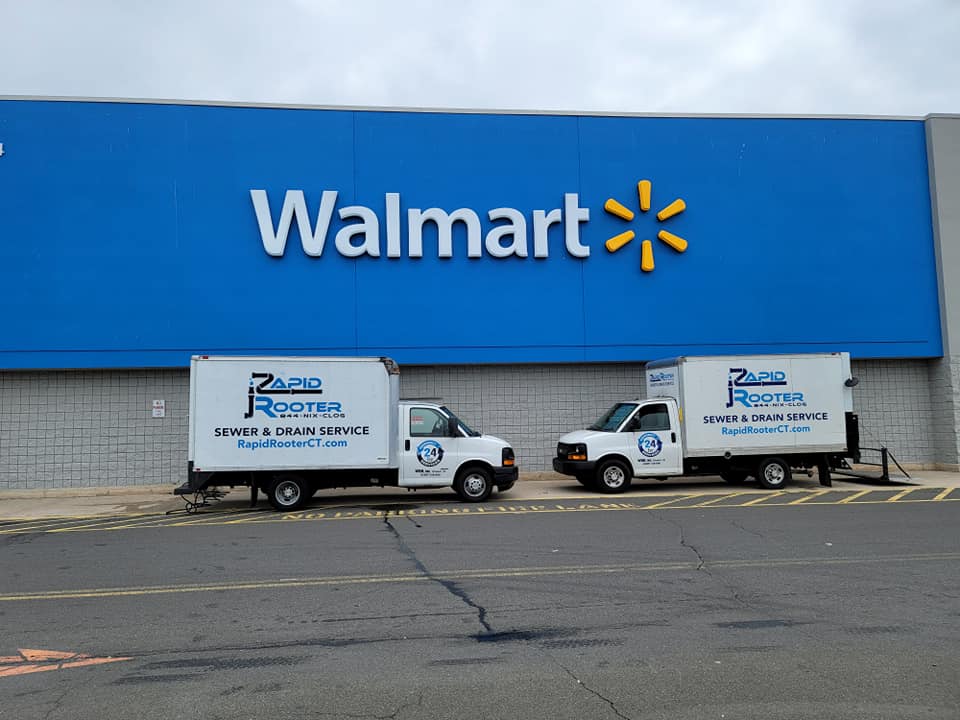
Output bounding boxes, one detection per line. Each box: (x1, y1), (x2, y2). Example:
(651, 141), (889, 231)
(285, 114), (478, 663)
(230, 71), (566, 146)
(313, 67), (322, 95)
(0, 521), (80, 535)
(0, 517), (89, 530)
(219, 513), (279, 525)
(46, 517), (147, 533)
(3, 552), (957, 603)
(741, 491), (787, 506)
(692, 492), (749, 507)
(887, 487), (917, 502)
(99, 515), (195, 531)
(126, 508), (255, 528)
(933, 487), (954, 501)
(838, 489), (873, 504)
(0, 511), (154, 523)
(644, 494), (709, 509)
(1, 513), (156, 533)
(788, 489), (832, 505)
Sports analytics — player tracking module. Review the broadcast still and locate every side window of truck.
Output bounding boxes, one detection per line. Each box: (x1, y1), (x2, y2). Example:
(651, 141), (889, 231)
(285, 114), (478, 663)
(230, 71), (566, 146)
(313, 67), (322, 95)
(410, 408), (447, 437)
(634, 404), (671, 431)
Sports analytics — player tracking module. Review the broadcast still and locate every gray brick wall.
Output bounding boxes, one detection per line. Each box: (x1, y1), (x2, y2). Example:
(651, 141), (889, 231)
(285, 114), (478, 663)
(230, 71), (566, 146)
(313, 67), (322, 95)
(0, 358), (948, 490)
(399, 364), (647, 473)
(0, 370), (188, 489)
(927, 355), (960, 467)
(850, 359), (936, 465)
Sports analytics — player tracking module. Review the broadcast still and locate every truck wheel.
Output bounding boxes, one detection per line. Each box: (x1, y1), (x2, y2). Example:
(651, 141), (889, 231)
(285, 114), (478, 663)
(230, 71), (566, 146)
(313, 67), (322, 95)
(268, 474), (310, 511)
(720, 470), (748, 485)
(595, 459), (631, 494)
(757, 458), (791, 489)
(454, 466), (493, 503)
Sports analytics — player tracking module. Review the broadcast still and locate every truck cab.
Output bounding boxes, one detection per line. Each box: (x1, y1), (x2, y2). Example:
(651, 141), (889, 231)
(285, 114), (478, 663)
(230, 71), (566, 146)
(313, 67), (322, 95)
(398, 400), (517, 501)
(554, 398), (683, 492)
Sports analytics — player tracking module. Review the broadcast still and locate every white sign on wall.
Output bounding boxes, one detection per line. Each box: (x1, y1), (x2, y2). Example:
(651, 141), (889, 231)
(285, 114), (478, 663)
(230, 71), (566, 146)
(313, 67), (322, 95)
(250, 190), (591, 260)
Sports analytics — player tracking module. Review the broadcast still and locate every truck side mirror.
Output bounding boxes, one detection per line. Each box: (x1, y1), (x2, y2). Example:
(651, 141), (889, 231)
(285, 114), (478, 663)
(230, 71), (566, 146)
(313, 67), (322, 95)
(448, 417), (460, 437)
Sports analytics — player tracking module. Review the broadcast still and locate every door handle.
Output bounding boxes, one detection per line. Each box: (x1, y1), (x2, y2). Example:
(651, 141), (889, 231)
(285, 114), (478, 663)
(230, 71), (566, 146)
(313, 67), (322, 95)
(405, 440), (410, 451)
(671, 432), (676, 443)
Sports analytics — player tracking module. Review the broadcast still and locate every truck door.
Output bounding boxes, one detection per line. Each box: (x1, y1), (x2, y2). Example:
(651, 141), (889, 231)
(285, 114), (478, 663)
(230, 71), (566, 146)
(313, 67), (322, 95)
(400, 406), (460, 487)
(627, 401), (683, 476)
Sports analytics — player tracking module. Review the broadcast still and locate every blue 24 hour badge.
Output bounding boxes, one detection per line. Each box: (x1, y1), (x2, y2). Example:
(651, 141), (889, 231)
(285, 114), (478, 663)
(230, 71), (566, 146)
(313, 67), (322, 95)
(416, 440), (444, 467)
(638, 432), (663, 458)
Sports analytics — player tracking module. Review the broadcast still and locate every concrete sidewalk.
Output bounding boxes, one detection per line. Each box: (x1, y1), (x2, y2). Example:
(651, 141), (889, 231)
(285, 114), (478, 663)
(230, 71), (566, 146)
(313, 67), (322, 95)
(2, 468), (959, 521)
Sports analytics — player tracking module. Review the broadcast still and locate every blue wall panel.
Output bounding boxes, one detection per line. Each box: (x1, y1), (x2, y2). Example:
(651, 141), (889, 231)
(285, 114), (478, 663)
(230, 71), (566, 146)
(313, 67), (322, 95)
(0, 100), (942, 368)
(351, 111), (586, 356)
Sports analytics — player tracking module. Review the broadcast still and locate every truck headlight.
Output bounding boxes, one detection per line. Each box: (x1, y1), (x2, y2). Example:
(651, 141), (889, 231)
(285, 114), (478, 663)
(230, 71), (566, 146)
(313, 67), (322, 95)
(558, 443), (587, 461)
(502, 447), (515, 467)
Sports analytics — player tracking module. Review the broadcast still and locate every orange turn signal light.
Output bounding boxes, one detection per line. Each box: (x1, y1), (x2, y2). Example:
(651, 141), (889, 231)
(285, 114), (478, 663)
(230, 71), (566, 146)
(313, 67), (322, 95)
(568, 454), (587, 461)
(503, 458), (515, 466)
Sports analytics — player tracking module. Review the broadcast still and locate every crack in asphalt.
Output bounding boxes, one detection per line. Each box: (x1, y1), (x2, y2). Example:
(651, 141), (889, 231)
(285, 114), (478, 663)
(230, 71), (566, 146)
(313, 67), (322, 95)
(731, 519), (765, 539)
(554, 659), (633, 720)
(2, 532), (37, 547)
(309, 690), (424, 720)
(382, 513), (493, 634)
(650, 510), (752, 610)
(650, 510), (706, 571)
(386, 690), (424, 720)
(41, 684), (72, 720)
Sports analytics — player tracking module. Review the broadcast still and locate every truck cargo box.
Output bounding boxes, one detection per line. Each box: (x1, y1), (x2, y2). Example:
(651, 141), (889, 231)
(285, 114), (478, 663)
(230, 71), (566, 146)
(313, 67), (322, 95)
(645, 353), (852, 458)
(188, 356), (399, 473)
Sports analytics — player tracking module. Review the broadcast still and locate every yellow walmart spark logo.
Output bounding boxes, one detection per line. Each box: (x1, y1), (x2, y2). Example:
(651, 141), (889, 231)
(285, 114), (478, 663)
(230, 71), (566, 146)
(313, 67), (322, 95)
(603, 179), (688, 272)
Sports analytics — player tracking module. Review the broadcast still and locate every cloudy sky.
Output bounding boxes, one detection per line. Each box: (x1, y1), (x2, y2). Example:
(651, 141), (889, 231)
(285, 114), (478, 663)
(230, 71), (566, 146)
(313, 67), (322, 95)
(1, 0), (958, 115)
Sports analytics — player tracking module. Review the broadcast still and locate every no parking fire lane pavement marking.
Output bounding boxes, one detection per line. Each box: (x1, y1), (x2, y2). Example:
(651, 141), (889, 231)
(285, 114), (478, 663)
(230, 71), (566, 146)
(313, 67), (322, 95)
(0, 486), (956, 536)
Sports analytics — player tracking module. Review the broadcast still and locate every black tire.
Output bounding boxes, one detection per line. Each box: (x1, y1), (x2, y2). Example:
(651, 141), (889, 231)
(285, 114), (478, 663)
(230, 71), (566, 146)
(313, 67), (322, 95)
(575, 473), (595, 488)
(267, 474), (310, 511)
(757, 457), (791, 489)
(595, 458), (632, 494)
(720, 470), (748, 485)
(454, 466), (493, 502)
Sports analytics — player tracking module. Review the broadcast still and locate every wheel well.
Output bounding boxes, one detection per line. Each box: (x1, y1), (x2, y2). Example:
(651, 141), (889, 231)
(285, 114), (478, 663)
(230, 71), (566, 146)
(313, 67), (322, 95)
(759, 456), (789, 467)
(456, 460), (494, 479)
(595, 454), (633, 473)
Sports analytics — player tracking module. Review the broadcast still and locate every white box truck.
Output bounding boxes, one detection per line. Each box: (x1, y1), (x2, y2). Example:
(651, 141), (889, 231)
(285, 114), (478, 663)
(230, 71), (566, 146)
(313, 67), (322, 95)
(553, 353), (860, 492)
(177, 356), (517, 510)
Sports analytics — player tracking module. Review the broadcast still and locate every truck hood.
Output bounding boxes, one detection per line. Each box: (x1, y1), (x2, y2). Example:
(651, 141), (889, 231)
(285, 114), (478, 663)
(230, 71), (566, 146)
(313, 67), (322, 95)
(478, 434), (510, 449)
(557, 429), (615, 445)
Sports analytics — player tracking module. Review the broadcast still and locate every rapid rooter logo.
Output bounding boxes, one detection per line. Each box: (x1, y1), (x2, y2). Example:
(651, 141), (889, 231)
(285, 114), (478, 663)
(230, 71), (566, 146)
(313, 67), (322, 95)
(725, 368), (806, 409)
(244, 372), (344, 419)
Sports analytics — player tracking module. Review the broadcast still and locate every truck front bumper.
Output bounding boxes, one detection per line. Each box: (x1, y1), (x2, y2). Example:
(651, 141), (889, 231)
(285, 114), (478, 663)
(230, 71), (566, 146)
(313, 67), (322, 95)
(494, 466), (519, 490)
(552, 458), (597, 476)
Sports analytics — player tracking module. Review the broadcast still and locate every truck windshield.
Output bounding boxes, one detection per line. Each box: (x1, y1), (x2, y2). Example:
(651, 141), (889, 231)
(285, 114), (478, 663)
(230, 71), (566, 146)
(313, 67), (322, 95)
(442, 406), (481, 437)
(588, 403), (638, 432)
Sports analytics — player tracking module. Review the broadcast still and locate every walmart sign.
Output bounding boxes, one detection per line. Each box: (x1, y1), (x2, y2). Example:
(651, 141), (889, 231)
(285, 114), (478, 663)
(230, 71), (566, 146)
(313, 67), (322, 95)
(0, 99), (943, 367)
(251, 190), (591, 259)
(251, 176), (691, 275)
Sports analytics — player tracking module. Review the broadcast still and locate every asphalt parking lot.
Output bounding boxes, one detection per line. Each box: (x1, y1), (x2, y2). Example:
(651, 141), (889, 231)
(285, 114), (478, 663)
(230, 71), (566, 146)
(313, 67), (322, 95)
(1, 473), (958, 719)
